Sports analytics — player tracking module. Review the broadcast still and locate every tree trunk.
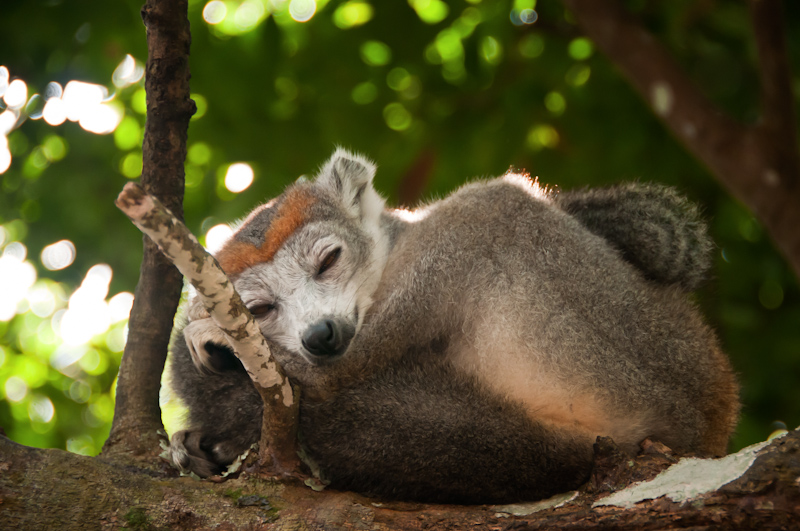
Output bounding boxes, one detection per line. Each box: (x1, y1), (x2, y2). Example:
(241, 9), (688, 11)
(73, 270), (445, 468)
(102, 0), (194, 459)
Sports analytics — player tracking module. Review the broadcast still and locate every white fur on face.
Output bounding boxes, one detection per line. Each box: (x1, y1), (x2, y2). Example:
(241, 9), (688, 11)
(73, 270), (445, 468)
(235, 226), (387, 363)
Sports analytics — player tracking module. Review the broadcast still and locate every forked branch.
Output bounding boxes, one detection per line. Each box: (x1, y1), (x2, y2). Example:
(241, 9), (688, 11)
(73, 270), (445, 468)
(116, 181), (302, 476)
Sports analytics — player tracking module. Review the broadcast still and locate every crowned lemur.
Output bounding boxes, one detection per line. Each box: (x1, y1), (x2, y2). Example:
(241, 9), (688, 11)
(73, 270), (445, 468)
(168, 149), (739, 504)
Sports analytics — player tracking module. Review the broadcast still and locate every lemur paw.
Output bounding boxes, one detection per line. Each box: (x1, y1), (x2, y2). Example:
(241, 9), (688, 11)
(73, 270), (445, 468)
(184, 319), (230, 372)
(187, 295), (211, 321)
(169, 430), (225, 478)
(170, 430), (251, 478)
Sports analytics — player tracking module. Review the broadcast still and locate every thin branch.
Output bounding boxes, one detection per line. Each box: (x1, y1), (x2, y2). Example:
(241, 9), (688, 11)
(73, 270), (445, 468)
(115, 182), (302, 476)
(103, 0), (193, 457)
(562, 0), (800, 280)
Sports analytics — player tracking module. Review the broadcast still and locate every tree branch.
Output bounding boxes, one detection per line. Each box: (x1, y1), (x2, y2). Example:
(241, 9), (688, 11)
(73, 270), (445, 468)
(562, 0), (800, 280)
(102, 0), (194, 458)
(115, 182), (302, 476)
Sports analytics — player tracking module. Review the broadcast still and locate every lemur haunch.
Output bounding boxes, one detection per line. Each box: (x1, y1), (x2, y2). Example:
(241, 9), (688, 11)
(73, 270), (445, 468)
(168, 149), (739, 504)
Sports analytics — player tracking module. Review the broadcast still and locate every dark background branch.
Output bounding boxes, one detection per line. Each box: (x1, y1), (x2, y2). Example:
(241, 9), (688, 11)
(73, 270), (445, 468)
(562, 0), (800, 280)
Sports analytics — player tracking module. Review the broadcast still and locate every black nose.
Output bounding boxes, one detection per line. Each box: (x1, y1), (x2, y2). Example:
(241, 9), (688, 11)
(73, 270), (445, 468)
(302, 320), (339, 357)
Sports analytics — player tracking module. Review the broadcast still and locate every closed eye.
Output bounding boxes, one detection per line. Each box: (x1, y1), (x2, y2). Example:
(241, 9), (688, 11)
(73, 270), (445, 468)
(317, 247), (341, 276)
(248, 303), (276, 317)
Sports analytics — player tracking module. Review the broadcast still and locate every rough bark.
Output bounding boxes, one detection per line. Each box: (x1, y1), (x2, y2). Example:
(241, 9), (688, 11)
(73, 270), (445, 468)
(562, 0), (800, 280)
(102, 0), (194, 459)
(115, 183), (302, 476)
(2, 429), (798, 530)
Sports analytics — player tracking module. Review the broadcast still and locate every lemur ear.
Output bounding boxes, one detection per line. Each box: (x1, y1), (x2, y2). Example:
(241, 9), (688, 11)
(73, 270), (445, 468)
(316, 148), (384, 220)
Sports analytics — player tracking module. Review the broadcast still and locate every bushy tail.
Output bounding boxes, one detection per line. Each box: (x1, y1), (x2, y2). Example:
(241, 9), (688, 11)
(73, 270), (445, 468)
(555, 183), (713, 292)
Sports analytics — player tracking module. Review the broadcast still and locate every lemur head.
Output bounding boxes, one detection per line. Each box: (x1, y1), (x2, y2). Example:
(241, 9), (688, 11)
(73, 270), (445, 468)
(213, 149), (388, 366)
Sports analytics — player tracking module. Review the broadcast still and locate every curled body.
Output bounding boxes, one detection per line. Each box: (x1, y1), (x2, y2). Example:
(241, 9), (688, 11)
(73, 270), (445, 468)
(168, 149), (739, 504)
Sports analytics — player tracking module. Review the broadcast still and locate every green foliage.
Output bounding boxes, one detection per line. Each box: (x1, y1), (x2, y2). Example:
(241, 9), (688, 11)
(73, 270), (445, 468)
(1, 0), (799, 457)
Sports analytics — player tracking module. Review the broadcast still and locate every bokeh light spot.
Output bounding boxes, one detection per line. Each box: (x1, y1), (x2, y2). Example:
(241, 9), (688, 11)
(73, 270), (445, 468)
(114, 116), (141, 151)
(759, 280), (784, 310)
(203, 1), (228, 24)
(360, 41), (392, 66)
(565, 64), (591, 86)
(519, 33), (544, 59)
(4, 79), (28, 109)
(0, 136), (11, 174)
(120, 152), (143, 178)
(188, 142), (212, 165)
(41, 240), (76, 271)
(387, 68), (412, 91)
(26, 94), (45, 119)
(42, 135), (67, 162)
(112, 54), (144, 88)
(0, 110), (18, 135)
(0, 243), (37, 321)
(0, 66), (8, 98)
(352, 81), (378, 104)
(544, 91), (566, 115)
(27, 283), (57, 318)
(224, 162), (254, 193)
(568, 37), (594, 60)
(526, 124), (560, 150)
(191, 94), (208, 120)
(59, 264), (113, 346)
(109, 292), (134, 323)
(234, 0), (267, 31)
(480, 36), (502, 65)
(4, 376), (28, 402)
(205, 224), (234, 253)
(289, 0), (316, 22)
(132, 88), (147, 114)
(43, 97), (68, 126)
(383, 102), (412, 131)
(28, 395), (55, 424)
(333, 1), (373, 29)
(409, 0), (449, 24)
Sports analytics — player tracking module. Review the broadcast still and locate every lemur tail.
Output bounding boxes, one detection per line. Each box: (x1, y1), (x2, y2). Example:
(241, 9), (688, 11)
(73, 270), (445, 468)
(555, 183), (713, 292)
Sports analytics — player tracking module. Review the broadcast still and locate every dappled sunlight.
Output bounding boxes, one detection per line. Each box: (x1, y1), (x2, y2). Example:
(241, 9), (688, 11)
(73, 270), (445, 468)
(59, 265), (113, 347)
(0, 63), (134, 174)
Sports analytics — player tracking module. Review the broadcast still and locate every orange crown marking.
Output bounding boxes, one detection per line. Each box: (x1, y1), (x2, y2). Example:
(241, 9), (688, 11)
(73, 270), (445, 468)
(217, 188), (315, 277)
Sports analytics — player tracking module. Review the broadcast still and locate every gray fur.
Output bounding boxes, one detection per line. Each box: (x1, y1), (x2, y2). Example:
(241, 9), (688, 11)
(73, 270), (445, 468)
(167, 151), (738, 503)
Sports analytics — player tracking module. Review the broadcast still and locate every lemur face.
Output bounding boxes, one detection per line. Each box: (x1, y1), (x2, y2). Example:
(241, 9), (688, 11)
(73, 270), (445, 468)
(232, 220), (378, 364)
(214, 150), (388, 365)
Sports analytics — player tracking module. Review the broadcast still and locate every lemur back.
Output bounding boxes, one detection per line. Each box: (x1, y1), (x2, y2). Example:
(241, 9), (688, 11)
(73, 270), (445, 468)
(168, 150), (739, 503)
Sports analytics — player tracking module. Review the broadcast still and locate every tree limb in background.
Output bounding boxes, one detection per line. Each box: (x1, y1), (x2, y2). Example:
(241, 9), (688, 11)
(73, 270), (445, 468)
(102, 0), (194, 458)
(116, 182), (302, 477)
(562, 0), (800, 280)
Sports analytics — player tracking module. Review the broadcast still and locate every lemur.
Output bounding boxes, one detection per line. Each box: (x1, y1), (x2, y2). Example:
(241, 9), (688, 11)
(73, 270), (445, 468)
(168, 149), (739, 504)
